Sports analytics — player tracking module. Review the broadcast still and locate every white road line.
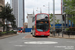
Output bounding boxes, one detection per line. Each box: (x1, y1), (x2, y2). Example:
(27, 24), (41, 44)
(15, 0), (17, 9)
(14, 45), (26, 47)
(24, 41), (58, 44)
(55, 46), (74, 49)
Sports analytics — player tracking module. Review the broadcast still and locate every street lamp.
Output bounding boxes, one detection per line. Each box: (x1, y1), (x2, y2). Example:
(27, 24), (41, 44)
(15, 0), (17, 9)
(61, 20), (64, 37)
(53, 0), (55, 36)
(23, 0), (25, 28)
(43, 2), (50, 14)
(36, 7), (42, 13)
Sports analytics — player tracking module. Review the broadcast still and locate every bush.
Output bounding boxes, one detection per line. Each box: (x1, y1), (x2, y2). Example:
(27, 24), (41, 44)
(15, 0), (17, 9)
(55, 28), (62, 33)
(65, 28), (69, 31)
(0, 31), (17, 36)
(0, 32), (2, 36)
(65, 27), (75, 35)
(69, 27), (75, 31)
(6, 31), (17, 34)
(1, 32), (7, 35)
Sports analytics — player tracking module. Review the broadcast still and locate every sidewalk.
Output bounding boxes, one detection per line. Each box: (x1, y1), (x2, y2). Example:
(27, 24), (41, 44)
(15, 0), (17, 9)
(0, 34), (18, 39)
(50, 33), (75, 39)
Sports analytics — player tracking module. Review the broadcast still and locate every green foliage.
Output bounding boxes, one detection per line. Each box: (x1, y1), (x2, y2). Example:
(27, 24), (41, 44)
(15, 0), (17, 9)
(55, 19), (60, 24)
(0, 31), (17, 36)
(66, 28), (69, 31)
(1, 32), (7, 35)
(63, 0), (75, 24)
(0, 2), (17, 31)
(50, 13), (53, 22)
(50, 13), (60, 24)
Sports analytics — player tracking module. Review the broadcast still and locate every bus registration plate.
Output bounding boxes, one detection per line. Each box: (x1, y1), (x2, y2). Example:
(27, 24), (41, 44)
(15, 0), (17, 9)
(41, 35), (44, 36)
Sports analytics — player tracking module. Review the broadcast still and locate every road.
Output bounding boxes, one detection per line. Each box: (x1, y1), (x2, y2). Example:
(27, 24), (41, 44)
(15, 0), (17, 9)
(0, 32), (75, 50)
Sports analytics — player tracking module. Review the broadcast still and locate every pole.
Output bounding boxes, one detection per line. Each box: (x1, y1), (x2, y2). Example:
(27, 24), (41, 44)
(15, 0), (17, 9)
(53, 0), (55, 36)
(40, 7), (42, 13)
(61, 0), (63, 37)
(23, 0), (25, 28)
(48, 2), (50, 14)
(5, 19), (7, 31)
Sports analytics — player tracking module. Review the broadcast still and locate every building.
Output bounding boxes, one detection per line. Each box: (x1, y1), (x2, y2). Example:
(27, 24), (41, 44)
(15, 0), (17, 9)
(24, 23), (28, 28)
(27, 14), (62, 28)
(62, 0), (73, 27)
(10, 0), (24, 28)
(27, 14), (35, 28)
(0, 0), (5, 31)
(0, 0), (4, 6)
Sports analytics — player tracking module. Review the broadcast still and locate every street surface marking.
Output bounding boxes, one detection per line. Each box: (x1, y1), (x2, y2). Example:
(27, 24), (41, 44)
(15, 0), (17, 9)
(55, 46), (74, 49)
(24, 41), (58, 44)
(14, 45), (26, 47)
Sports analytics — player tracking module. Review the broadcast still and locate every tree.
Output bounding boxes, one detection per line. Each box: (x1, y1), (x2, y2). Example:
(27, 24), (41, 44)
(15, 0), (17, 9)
(0, 21), (2, 27)
(64, 0), (75, 26)
(50, 14), (53, 23)
(0, 2), (16, 31)
(50, 13), (60, 24)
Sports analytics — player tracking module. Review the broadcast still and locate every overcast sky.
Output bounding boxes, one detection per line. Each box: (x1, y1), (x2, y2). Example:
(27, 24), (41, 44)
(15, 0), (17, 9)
(5, 0), (61, 22)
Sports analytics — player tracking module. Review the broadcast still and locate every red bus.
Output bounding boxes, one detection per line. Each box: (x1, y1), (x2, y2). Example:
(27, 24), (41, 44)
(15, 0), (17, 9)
(31, 13), (50, 37)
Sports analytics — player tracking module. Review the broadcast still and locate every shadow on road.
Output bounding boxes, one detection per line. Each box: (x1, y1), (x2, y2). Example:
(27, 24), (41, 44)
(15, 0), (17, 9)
(34, 36), (48, 38)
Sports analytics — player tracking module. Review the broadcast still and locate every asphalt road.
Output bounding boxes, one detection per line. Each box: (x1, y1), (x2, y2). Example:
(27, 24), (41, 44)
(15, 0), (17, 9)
(0, 32), (75, 50)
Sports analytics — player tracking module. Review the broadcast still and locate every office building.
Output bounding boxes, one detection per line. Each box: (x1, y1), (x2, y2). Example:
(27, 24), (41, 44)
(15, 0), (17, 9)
(10, 0), (24, 28)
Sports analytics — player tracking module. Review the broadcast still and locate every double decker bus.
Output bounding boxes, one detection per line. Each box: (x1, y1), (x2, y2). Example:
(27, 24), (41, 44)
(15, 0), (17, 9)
(31, 13), (50, 37)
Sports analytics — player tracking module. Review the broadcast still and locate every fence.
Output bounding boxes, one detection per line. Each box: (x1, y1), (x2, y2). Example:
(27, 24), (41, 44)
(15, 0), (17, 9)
(25, 28), (32, 32)
(50, 31), (75, 39)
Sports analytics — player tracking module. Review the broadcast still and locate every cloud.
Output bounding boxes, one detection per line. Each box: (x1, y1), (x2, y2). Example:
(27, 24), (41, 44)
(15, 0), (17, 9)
(25, 0), (61, 22)
(5, 0), (10, 4)
(25, 0), (61, 14)
(5, 0), (61, 22)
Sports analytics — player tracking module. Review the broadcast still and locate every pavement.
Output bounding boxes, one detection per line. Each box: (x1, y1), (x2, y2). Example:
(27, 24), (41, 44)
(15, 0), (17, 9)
(50, 33), (75, 39)
(0, 32), (75, 50)
(0, 34), (18, 39)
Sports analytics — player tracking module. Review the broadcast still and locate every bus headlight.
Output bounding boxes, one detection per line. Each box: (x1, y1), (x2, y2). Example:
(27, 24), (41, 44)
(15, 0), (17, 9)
(36, 33), (38, 35)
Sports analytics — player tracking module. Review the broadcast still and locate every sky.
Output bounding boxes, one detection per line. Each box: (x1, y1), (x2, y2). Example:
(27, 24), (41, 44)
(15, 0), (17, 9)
(5, 0), (61, 22)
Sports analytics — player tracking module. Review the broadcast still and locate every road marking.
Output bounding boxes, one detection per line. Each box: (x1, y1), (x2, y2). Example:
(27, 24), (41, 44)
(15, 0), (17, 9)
(14, 45), (26, 47)
(24, 41), (58, 44)
(55, 46), (74, 49)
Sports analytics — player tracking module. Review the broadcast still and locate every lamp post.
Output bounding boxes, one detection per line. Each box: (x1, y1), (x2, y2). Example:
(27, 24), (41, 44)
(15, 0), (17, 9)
(43, 2), (50, 14)
(36, 7), (42, 13)
(53, 0), (55, 36)
(61, 20), (64, 37)
(23, 0), (25, 28)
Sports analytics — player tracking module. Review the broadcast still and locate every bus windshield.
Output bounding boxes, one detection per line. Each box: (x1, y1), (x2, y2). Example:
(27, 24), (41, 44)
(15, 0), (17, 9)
(36, 23), (49, 32)
(37, 14), (48, 20)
